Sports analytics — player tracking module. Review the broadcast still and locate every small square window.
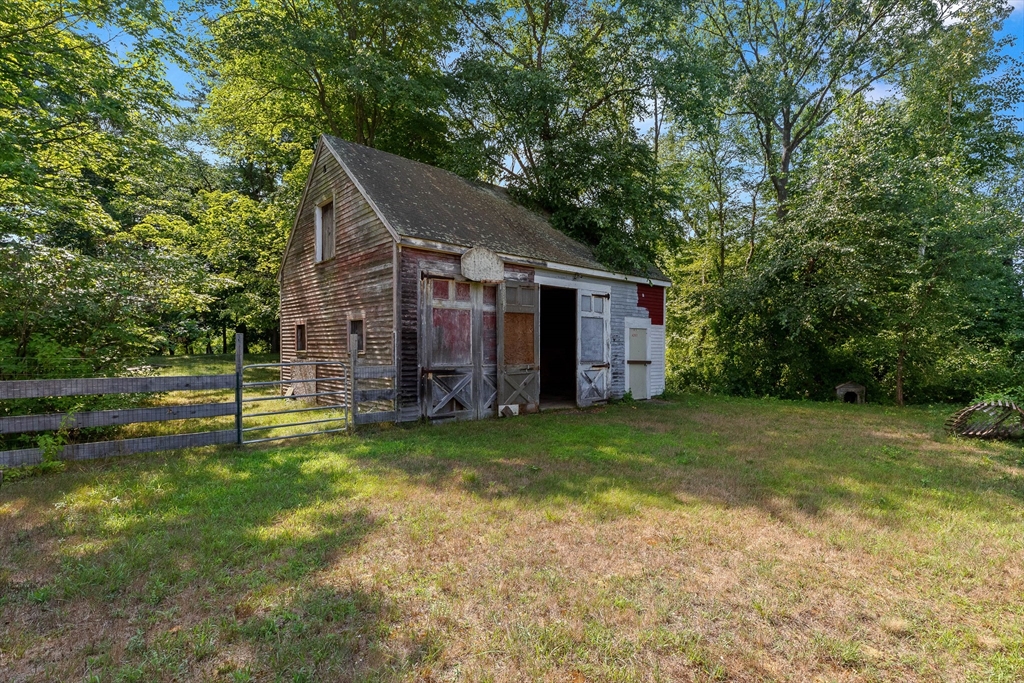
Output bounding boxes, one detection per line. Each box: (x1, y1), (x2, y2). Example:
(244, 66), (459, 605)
(349, 319), (364, 354)
(295, 324), (306, 352)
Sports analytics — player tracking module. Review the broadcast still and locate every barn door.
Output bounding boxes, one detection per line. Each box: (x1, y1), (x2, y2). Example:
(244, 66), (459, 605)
(423, 278), (475, 420)
(497, 281), (540, 415)
(577, 289), (611, 406)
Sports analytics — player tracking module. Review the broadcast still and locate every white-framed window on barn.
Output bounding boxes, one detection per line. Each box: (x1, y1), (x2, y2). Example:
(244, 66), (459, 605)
(294, 323), (307, 352)
(314, 198), (336, 262)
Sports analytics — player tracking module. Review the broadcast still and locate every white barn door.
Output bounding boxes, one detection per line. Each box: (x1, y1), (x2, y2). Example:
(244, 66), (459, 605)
(577, 289), (611, 406)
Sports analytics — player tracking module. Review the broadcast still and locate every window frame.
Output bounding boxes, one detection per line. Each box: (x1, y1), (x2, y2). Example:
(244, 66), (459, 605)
(348, 318), (365, 356)
(294, 323), (307, 353)
(314, 195), (336, 263)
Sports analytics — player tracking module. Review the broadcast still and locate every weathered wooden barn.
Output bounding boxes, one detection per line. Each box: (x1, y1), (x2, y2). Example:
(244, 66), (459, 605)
(279, 135), (670, 422)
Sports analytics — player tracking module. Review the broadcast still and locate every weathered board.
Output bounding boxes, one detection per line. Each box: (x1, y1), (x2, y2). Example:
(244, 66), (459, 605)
(0, 430), (236, 468)
(497, 281), (541, 414)
(0, 375), (235, 400)
(278, 139), (395, 404)
(0, 402), (235, 434)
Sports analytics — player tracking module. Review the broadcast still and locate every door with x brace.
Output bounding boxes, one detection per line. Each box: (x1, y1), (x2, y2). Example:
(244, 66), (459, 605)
(422, 278), (498, 420)
(577, 288), (611, 407)
(497, 281), (540, 415)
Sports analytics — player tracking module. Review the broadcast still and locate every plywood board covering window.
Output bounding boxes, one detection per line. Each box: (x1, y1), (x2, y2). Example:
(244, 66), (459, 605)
(504, 313), (535, 364)
(315, 200), (335, 262)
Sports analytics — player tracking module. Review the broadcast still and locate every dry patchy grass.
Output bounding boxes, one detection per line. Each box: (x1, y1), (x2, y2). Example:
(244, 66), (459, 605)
(2, 396), (1023, 682)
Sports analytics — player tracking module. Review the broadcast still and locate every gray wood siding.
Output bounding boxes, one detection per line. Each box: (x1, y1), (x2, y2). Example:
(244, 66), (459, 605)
(280, 144), (396, 380)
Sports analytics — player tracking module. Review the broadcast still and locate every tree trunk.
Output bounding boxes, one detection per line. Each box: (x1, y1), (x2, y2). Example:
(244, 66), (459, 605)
(895, 331), (908, 408)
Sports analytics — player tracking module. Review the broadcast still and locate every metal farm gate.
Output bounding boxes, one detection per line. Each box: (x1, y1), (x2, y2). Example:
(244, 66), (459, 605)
(0, 334), (395, 470)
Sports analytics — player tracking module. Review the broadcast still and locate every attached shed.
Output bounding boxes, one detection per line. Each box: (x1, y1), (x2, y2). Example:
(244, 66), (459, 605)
(279, 135), (671, 422)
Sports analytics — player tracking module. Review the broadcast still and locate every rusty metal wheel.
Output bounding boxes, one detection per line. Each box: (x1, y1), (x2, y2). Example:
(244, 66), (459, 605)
(945, 400), (1024, 439)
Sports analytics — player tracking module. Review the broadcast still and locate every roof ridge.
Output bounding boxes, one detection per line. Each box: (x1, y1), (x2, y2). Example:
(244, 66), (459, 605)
(322, 135), (667, 282)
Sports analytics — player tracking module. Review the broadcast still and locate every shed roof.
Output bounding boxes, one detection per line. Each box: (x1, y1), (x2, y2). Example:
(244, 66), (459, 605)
(323, 136), (664, 280)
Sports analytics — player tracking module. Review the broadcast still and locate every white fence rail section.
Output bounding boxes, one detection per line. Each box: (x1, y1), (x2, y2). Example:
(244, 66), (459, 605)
(0, 333), (398, 469)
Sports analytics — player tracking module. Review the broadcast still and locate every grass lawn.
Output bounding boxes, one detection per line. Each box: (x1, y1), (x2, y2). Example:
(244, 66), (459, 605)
(1, 396), (1023, 682)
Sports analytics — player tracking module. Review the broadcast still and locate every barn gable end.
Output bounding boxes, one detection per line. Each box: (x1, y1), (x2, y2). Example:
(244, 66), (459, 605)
(279, 140), (397, 373)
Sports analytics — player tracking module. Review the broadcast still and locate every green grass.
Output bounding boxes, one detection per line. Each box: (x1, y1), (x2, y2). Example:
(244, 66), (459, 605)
(2, 396), (1024, 681)
(142, 353), (279, 378)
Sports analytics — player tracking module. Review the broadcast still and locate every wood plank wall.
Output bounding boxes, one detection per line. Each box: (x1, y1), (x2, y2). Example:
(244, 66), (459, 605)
(279, 144), (396, 396)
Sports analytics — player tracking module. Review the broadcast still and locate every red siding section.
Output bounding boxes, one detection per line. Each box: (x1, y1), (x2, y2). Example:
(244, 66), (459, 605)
(636, 284), (665, 325)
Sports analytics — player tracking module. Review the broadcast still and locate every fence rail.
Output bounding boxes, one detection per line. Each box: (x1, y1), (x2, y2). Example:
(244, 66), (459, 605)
(0, 374), (235, 399)
(1, 431), (236, 468)
(0, 333), (400, 470)
(0, 402), (236, 434)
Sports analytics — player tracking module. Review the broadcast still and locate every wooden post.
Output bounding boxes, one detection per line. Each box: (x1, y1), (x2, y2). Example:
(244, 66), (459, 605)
(349, 333), (359, 430)
(235, 333), (244, 445)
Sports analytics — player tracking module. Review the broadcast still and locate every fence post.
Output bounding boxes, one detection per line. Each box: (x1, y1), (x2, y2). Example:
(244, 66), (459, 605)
(235, 333), (244, 445)
(349, 333), (359, 430)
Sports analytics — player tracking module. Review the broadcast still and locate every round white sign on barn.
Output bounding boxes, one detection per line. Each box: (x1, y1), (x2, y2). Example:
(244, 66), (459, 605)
(461, 246), (505, 282)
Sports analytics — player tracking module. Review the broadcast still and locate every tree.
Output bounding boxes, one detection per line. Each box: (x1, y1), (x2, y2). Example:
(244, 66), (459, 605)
(656, 0), (954, 217)
(197, 0), (461, 167)
(0, 0), (181, 244)
(451, 0), (675, 270)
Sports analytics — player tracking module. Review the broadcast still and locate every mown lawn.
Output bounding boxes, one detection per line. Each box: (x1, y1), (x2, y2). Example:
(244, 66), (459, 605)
(1, 396), (1023, 682)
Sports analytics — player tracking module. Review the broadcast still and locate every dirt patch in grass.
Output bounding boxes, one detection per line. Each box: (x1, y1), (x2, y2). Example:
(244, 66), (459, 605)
(2, 395), (1024, 681)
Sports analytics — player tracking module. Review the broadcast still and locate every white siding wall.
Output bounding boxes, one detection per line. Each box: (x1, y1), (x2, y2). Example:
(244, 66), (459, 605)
(535, 269), (666, 400)
(649, 324), (666, 396)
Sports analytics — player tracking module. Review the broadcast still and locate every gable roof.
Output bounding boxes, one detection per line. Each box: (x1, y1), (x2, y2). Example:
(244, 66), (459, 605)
(322, 135), (665, 281)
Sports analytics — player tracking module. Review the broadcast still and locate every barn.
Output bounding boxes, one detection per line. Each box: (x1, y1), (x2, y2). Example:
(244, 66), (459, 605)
(278, 135), (670, 422)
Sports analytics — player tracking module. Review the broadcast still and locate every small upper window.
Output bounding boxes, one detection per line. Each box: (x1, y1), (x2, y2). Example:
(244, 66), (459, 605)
(295, 324), (307, 352)
(349, 319), (364, 355)
(315, 200), (335, 262)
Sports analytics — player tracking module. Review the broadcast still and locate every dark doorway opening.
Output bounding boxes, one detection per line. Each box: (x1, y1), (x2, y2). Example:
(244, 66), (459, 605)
(843, 391), (858, 404)
(540, 286), (576, 404)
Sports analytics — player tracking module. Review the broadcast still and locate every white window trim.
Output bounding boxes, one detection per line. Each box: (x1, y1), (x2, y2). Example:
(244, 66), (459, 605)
(314, 194), (335, 263)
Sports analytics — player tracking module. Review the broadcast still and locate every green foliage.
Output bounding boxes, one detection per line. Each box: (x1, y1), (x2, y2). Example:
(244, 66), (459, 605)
(0, 0), (181, 244)
(452, 0), (676, 271)
(0, 239), (211, 381)
(198, 0), (461, 166)
(664, 0), (1024, 404)
(2, 0), (1023, 408)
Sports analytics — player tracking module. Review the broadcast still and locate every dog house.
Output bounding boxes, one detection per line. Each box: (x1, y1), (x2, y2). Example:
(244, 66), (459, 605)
(278, 135), (671, 421)
(836, 382), (866, 404)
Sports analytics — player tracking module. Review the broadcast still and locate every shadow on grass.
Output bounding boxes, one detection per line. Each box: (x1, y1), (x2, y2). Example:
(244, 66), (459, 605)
(0, 450), (373, 608)
(341, 397), (1024, 526)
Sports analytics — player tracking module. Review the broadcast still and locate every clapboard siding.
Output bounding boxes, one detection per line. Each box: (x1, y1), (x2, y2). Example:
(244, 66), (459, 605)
(279, 142), (396, 389)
